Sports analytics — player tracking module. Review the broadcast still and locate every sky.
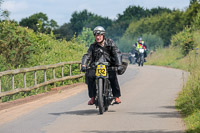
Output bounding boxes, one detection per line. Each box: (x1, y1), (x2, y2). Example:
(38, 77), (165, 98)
(2, 0), (191, 26)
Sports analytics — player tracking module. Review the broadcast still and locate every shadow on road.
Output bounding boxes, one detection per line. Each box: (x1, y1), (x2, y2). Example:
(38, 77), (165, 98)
(128, 111), (181, 118)
(82, 130), (184, 133)
(49, 109), (97, 116)
(49, 109), (116, 116)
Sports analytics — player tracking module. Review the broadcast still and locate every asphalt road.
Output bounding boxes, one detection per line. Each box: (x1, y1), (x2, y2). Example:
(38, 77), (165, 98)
(0, 65), (186, 133)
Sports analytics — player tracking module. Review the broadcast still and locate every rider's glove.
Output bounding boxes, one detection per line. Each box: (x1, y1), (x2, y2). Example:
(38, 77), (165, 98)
(117, 65), (123, 71)
(81, 66), (86, 72)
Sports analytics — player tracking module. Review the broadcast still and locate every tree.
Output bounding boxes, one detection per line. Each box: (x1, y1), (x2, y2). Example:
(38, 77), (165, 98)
(107, 6), (172, 42)
(190, 0), (200, 5)
(77, 27), (94, 47)
(0, 21), (35, 68)
(0, 0), (10, 20)
(19, 12), (58, 33)
(54, 23), (74, 41)
(55, 9), (112, 40)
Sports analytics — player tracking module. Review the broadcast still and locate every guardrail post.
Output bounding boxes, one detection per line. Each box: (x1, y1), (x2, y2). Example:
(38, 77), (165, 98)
(53, 68), (56, 79)
(69, 64), (72, 76)
(52, 68), (56, 87)
(0, 78), (1, 93)
(61, 66), (64, 85)
(23, 72), (26, 88)
(44, 69), (47, 91)
(34, 71), (37, 85)
(79, 63), (81, 73)
(11, 74), (14, 90)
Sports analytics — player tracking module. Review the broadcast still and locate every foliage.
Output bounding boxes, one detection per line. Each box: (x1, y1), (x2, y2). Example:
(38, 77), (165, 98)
(107, 6), (172, 42)
(76, 27), (94, 47)
(19, 12), (58, 33)
(117, 33), (164, 53)
(0, 21), (36, 69)
(54, 23), (74, 41)
(55, 9), (112, 41)
(191, 9), (200, 29)
(0, 20), (87, 69)
(0, 20), (87, 102)
(0, 0), (10, 20)
(141, 33), (164, 51)
(116, 36), (135, 53)
(171, 27), (196, 56)
(146, 46), (184, 67)
(184, 1), (200, 27)
(125, 10), (185, 46)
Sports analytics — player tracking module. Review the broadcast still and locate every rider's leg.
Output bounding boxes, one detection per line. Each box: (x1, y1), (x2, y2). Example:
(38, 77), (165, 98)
(87, 69), (96, 105)
(108, 70), (121, 103)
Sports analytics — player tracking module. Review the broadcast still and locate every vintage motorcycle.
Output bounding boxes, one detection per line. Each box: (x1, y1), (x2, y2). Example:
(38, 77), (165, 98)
(95, 61), (115, 114)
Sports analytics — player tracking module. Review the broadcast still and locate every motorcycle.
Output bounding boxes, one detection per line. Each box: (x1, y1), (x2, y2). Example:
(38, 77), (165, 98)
(129, 53), (136, 64)
(137, 48), (145, 66)
(95, 61), (114, 114)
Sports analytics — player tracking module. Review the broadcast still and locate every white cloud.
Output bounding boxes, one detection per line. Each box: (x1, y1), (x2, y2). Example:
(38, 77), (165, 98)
(2, 0), (29, 13)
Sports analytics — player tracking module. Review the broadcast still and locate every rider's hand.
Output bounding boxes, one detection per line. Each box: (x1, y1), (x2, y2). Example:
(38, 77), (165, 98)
(81, 65), (86, 72)
(117, 65), (123, 71)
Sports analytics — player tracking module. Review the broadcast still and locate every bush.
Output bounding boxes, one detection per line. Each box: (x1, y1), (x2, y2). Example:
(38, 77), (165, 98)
(171, 27), (196, 56)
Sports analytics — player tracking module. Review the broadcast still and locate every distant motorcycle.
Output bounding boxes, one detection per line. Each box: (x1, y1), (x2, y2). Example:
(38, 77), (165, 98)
(129, 54), (136, 64)
(137, 48), (145, 66)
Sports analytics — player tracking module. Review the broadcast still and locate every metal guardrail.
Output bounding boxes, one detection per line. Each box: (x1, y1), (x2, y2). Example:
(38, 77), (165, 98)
(0, 61), (84, 98)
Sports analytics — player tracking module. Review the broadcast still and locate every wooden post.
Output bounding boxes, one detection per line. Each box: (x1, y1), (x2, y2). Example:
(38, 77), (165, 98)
(11, 75), (14, 90)
(53, 68), (56, 79)
(23, 72), (26, 88)
(79, 63), (82, 73)
(34, 71), (37, 85)
(0, 78), (1, 93)
(69, 64), (71, 76)
(44, 69), (47, 91)
(52, 68), (56, 87)
(61, 66), (64, 85)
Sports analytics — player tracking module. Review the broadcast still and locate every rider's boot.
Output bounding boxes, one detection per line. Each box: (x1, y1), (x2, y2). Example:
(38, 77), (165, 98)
(115, 97), (121, 104)
(88, 97), (95, 105)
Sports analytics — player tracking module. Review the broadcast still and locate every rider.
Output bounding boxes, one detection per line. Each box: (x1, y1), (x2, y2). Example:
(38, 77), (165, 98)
(81, 26), (123, 105)
(135, 37), (147, 62)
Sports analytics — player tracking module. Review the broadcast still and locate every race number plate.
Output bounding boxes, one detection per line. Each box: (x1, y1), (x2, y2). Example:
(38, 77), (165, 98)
(96, 65), (107, 77)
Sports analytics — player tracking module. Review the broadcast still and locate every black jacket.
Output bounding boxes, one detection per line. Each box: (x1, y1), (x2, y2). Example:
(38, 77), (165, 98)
(82, 38), (122, 67)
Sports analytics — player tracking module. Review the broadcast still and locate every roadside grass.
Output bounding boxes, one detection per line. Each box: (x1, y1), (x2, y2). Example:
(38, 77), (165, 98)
(146, 46), (200, 133)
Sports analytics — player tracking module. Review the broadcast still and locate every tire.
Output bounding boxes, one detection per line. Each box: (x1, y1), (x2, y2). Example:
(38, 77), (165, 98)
(104, 80), (110, 112)
(141, 55), (144, 67)
(98, 78), (104, 114)
(138, 57), (141, 66)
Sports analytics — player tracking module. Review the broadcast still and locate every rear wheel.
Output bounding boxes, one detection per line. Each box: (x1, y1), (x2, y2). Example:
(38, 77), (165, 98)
(98, 78), (104, 114)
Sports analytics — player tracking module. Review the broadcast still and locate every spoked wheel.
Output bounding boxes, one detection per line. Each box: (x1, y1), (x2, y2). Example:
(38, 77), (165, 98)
(98, 78), (104, 114)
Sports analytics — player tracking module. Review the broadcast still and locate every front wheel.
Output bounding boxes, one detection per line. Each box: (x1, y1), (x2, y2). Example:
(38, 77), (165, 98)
(140, 55), (144, 66)
(98, 78), (104, 114)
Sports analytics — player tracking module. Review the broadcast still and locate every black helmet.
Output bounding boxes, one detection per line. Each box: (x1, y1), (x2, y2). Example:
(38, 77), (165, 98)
(93, 26), (106, 36)
(137, 37), (142, 42)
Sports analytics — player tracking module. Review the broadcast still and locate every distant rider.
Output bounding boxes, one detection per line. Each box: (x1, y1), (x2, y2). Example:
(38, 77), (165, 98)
(81, 26), (123, 105)
(135, 37), (147, 62)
